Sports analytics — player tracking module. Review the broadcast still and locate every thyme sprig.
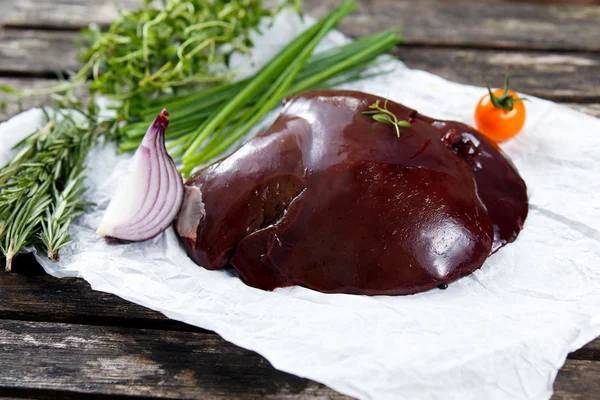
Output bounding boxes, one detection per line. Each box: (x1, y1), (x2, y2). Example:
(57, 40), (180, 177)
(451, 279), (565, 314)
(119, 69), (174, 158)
(363, 98), (411, 137)
(16, 1), (302, 117)
(0, 109), (97, 271)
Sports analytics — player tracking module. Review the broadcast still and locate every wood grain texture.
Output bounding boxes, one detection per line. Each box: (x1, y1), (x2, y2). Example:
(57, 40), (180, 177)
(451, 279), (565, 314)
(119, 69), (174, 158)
(476, 0), (600, 4)
(1, 264), (600, 362)
(0, 319), (597, 399)
(0, 78), (88, 122)
(0, 320), (351, 400)
(395, 47), (600, 101)
(303, 0), (600, 51)
(0, 29), (80, 75)
(3, 0), (600, 51)
(0, 254), (202, 332)
(0, 29), (598, 101)
(569, 339), (600, 361)
(0, 0), (143, 29)
(553, 360), (600, 400)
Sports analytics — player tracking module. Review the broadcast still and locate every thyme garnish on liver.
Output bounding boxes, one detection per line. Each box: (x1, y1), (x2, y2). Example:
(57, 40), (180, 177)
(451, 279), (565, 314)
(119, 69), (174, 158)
(363, 98), (411, 137)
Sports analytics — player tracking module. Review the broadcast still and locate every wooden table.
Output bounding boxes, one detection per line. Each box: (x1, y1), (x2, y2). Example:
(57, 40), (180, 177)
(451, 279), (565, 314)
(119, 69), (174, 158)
(1, 0), (599, 398)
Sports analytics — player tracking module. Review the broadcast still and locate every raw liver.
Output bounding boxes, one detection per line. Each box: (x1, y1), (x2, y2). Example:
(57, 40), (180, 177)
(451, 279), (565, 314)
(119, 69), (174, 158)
(176, 90), (528, 295)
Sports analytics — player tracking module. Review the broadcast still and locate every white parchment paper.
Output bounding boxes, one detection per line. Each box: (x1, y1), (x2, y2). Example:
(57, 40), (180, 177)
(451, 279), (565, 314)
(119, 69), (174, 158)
(2, 12), (600, 400)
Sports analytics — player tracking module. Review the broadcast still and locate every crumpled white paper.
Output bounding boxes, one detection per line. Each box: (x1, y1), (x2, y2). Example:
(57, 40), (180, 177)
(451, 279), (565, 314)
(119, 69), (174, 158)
(2, 12), (600, 400)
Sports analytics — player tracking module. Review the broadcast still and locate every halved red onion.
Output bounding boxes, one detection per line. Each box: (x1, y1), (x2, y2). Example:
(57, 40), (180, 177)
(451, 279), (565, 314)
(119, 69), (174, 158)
(97, 109), (184, 242)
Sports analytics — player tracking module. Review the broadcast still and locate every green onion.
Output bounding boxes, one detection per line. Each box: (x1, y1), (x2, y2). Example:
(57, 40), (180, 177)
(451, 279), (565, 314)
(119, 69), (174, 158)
(180, 1), (359, 171)
(123, 29), (399, 135)
(180, 2), (352, 163)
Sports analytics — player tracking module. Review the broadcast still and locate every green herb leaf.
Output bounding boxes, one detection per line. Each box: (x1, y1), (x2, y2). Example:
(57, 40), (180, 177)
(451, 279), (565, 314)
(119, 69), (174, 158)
(0, 86), (16, 94)
(362, 97), (411, 138)
(0, 108), (97, 271)
(77, 0), (302, 104)
(372, 113), (393, 124)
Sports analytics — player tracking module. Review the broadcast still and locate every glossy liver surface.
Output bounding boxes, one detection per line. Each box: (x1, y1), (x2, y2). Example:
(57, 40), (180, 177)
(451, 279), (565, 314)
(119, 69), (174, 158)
(177, 90), (528, 295)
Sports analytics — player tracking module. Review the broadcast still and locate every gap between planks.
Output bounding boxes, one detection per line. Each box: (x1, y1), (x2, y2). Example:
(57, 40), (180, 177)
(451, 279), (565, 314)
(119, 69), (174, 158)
(0, 26), (596, 55)
(0, 390), (160, 400)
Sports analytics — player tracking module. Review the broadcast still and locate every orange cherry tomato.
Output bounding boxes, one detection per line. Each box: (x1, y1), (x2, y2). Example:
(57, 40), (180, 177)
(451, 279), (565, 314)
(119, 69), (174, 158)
(474, 86), (526, 143)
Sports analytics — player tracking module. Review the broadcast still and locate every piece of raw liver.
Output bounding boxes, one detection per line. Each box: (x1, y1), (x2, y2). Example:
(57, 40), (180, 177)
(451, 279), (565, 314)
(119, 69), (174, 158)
(176, 90), (528, 295)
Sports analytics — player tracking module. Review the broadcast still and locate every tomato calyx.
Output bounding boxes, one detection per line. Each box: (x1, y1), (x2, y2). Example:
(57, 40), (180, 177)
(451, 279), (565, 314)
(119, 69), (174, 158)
(487, 74), (527, 112)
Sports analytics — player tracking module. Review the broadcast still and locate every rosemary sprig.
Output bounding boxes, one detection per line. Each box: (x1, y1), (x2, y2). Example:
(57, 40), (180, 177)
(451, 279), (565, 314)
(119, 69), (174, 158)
(0, 109), (96, 271)
(363, 98), (411, 137)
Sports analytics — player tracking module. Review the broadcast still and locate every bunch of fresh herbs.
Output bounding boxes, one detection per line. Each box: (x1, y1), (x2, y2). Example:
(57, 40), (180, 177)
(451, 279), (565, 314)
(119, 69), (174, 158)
(77, 0), (300, 102)
(0, 109), (97, 271)
(1, 0), (403, 266)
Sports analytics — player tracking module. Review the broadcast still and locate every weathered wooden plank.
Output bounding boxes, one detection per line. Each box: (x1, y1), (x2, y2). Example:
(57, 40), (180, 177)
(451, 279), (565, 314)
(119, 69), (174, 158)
(0, 319), (598, 399)
(396, 47), (600, 102)
(0, 254), (203, 332)
(0, 320), (351, 399)
(0, 0), (142, 29)
(309, 0), (600, 51)
(3, 0), (600, 51)
(2, 260), (600, 364)
(553, 360), (600, 400)
(0, 77), (89, 122)
(0, 29), (599, 102)
(0, 29), (80, 75)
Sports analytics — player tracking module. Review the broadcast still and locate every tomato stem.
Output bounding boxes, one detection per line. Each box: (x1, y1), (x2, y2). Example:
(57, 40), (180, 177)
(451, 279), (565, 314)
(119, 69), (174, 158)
(488, 74), (527, 112)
